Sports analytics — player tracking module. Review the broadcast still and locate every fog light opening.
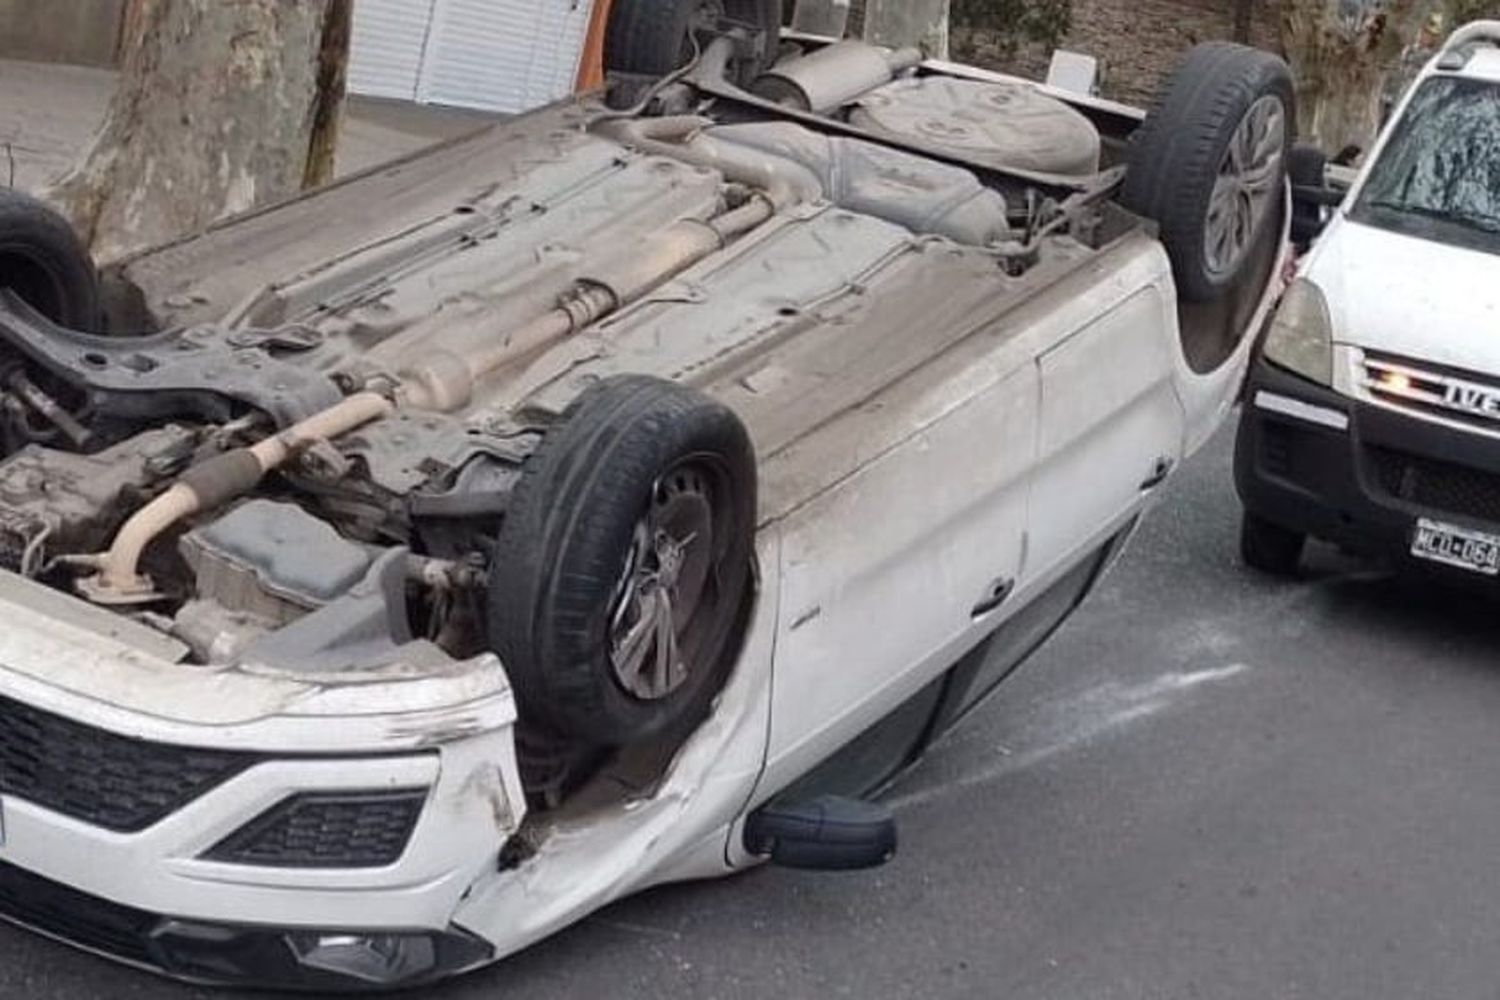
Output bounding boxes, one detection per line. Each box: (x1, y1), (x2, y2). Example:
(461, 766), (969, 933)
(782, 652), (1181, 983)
(285, 931), (437, 985)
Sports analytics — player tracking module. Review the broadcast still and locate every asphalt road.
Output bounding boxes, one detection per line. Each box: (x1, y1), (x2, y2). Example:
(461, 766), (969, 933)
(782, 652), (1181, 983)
(6, 422), (1499, 1000)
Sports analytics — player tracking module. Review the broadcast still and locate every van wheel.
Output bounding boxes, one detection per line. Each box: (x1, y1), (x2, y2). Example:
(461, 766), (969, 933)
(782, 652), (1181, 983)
(606, 0), (781, 87)
(0, 190), (99, 330)
(1123, 43), (1294, 303)
(489, 375), (757, 747)
(1241, 511), (1305, 577)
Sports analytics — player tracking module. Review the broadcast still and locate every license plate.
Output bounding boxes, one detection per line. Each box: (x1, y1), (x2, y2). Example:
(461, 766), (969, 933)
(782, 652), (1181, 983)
(1411, 518), (1500, 576)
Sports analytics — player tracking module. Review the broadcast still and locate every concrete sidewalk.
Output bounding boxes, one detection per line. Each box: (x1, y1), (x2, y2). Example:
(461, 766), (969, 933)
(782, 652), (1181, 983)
(0, 58), (501, 194)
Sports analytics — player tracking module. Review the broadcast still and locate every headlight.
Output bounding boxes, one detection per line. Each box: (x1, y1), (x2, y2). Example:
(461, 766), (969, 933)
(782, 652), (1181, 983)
(1262, 279), (1333, 386)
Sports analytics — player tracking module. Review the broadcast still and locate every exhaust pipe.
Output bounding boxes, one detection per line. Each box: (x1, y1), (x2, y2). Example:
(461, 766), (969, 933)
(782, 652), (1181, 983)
(397, 118), (823, 412)
(752, 41), (923, 113)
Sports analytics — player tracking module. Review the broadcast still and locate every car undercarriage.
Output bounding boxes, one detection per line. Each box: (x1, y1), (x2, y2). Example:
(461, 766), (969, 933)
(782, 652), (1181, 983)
(0, 35), (1175, 790)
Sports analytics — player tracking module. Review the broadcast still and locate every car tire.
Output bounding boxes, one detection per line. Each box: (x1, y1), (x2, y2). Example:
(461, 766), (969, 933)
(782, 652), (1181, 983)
(488, 375), (757, 747)
(1122, 43), (1295, 303)
(605, 0), (780, 87)
(0, 190), (99, 330)
(1240, 511), (1305, 576)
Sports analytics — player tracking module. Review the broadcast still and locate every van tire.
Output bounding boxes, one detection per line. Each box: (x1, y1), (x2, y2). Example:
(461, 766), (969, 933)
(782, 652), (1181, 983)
(1240, 511), (1305, 577)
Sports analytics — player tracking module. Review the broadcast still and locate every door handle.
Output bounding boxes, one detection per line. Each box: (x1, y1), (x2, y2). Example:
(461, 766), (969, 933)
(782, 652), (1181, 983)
(1139, 455), (1176, 491)
(971, 576), (1015, 618)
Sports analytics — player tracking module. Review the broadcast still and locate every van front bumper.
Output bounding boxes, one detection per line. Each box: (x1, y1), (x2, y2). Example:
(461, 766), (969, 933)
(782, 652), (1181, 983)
(1235, 357), (1500, 581)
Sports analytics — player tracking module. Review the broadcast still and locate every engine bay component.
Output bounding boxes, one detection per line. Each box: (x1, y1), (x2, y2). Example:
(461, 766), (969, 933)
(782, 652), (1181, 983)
(0, 293), (342, 427)
(80, 391), (394, 604)
(752, 40), (923, 113)
(0, 425), (196, 575)
(174, 500), (375, 662)
(182, 500), (373, 621)
(852, 76), (1103, 177)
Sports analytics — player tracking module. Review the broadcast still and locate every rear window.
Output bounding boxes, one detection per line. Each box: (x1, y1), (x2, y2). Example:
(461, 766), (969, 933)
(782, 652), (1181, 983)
(1351, 75), (1500, 254)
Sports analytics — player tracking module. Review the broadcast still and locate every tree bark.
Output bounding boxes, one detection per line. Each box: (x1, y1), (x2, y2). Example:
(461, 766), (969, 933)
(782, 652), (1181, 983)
(1233, 0), (1255, 43)
(47, 0), (350, 263)
(304, 0), (353, 189)
(1280, 0), (1423, 153)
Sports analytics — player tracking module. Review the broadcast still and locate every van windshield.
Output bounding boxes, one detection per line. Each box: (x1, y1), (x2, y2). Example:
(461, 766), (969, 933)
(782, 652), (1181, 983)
(1352, 75), (1500, 254)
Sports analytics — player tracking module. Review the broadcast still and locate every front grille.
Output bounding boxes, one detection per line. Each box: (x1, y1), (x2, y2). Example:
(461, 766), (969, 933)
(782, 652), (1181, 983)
(205, 790), (428, 868)
(1363, 352), (1500, 434)
(1367, 447), (1500, 524)
(0, 693), (259, 832)
(0, 857), (156, 965)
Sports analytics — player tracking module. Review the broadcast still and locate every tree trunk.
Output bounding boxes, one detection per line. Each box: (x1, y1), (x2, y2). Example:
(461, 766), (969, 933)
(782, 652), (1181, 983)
(47, 0), (351, 263)
(304, 0), (353, 190)
(1233, 0), (1255, 43)
(1280, 0), (1422, 154)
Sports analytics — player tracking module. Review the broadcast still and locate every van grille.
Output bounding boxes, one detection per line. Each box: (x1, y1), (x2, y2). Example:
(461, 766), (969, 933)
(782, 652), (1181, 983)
(1367, 447), (1500, 524)
(1362, 352), (1500, 434)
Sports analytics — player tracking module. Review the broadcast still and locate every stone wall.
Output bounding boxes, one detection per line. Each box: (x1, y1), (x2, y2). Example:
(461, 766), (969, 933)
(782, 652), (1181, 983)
(956, 0), (1282, 106)
(0, 0), (125, 67)
(843, 0), (1283, 108)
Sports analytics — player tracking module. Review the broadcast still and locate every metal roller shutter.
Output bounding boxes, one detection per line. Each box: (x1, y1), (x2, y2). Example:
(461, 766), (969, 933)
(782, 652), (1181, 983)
(348, 0), (440, 102)
(418, 0), (596, 113)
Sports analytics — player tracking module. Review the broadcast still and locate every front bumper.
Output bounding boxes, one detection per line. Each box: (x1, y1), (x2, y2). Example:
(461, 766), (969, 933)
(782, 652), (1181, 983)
(0, 571), (527, 991)
(1236, 357), (1500, 580)
(0, 856), (494, 991)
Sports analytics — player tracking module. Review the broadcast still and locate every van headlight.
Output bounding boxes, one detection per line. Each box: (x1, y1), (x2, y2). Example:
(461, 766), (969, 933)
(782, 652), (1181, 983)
(1262, 279), (1333, 386)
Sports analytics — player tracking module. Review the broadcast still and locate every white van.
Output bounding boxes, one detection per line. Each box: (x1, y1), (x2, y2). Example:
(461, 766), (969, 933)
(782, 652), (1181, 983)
(1236, 21), (1500, 581)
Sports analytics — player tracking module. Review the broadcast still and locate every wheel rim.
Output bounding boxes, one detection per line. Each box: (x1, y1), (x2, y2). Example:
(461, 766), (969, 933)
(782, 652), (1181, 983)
(608, 461), (721, 702)
(1204, 95), (1286, 280)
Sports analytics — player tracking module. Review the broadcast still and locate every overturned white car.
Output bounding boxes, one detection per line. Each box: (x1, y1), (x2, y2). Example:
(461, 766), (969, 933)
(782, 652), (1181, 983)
(0, 5), (1292, 991)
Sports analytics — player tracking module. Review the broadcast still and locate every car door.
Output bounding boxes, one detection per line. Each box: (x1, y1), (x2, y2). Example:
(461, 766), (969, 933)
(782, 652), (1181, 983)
(754, 359), (1039, 796)
(1025, 246), (1187, 583)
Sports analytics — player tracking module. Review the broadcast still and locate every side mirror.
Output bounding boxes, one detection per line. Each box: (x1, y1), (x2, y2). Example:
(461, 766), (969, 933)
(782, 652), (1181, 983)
(743, 795), (898, 871)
